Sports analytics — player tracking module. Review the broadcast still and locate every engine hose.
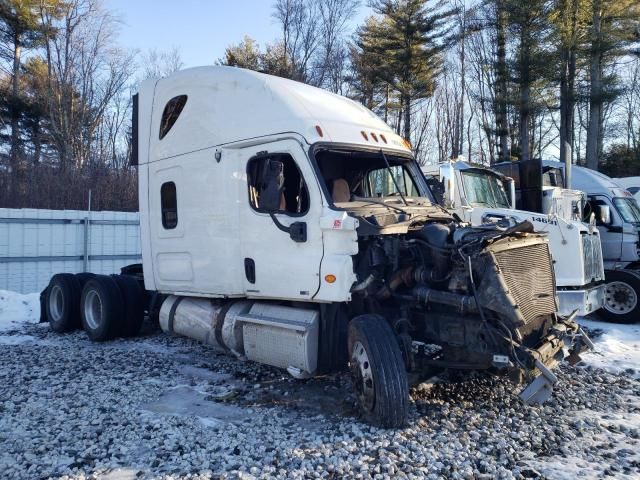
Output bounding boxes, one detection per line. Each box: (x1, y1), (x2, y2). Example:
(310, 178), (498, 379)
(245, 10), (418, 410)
(351, 274), (376, 293)
(413, 286), (478, 314)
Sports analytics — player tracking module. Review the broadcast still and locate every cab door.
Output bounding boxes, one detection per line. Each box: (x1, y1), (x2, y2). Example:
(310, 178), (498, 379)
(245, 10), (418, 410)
(238, 139), (325, 300)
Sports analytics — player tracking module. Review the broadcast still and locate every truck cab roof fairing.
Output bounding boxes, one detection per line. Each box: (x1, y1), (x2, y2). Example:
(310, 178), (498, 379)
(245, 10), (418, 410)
(139, 66), (412, 164)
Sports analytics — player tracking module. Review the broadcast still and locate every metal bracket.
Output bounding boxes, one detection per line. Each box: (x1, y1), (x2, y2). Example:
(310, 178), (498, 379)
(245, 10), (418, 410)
(519, 359), (558, 405)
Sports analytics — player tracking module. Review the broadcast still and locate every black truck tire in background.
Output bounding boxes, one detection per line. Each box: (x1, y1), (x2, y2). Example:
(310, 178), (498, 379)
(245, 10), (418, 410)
(80, 275), (125, 341)
(75, 272), (96, 289)
(111, 274), (145, 337)
(600, 269), (640, 324)
(348, 314), (409, 428)
(46, 274), (82, 332)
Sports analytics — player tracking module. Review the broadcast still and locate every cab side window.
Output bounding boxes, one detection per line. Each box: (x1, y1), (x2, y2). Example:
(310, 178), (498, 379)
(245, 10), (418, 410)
(247, 154), (310, 215)
(161, 181), (178, 229)
(159, 95), (187, 140)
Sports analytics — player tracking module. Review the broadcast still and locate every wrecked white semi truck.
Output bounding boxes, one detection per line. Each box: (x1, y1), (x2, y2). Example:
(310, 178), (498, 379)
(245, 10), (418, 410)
(43, 67), (592, 427)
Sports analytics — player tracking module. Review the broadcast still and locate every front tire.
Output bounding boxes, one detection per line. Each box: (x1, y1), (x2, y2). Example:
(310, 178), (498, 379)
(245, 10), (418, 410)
(348, 314), (409, 428)
(80, 275), (124, 341)
(600, 270), (640, 324)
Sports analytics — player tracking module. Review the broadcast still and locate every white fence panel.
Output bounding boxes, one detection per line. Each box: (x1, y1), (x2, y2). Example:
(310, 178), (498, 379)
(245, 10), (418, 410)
(0, 208), (141, 294)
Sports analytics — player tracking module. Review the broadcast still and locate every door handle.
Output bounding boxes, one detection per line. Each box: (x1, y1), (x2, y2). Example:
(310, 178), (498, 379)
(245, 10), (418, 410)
(269, 213), (307, 243)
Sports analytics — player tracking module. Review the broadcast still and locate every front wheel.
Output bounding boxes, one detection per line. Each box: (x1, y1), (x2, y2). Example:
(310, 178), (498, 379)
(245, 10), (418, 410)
(600, 270), (640, 324)
(348, 314), (409, 428)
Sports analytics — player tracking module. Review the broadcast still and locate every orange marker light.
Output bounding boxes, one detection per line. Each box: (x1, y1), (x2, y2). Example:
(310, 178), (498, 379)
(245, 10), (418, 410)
(371, 132), (378, 142)
(324, 274), (337, 284)
(402, 138), (412, 149)
(380, 134), (387, 143)
(361, 131), (369, 141)
(315, 125), (324, 137)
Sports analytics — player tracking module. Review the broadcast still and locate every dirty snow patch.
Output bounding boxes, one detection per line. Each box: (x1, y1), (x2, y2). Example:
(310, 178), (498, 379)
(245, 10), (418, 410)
(0, 290), (40, 332)
(579, 318), (640, 379)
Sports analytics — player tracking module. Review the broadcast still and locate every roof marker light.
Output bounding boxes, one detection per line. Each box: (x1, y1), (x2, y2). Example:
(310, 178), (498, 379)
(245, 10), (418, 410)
(380, 134), (387, 144)
(315, 125), (324, 137)
(371, 132), (378, 142)
(361, 131), (369, 141)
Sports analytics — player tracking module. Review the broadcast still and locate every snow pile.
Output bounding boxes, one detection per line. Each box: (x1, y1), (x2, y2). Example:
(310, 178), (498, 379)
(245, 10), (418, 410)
(0, 290), (40, 332)
(579, 317), (640, 379)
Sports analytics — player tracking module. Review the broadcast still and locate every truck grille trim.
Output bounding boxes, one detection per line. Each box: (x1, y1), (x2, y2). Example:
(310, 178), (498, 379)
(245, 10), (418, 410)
(582, 234), (605, 282)
(493, 243), (557, 323)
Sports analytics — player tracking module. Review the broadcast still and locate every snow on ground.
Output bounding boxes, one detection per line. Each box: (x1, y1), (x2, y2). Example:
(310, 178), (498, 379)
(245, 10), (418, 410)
(579, 317), (640, 379)
(0, 291), (639, 479)
(0, 290), (40, 332)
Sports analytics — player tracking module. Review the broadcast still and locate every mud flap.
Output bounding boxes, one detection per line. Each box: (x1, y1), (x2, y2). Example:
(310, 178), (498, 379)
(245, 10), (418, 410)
(519, 360), (559, 405)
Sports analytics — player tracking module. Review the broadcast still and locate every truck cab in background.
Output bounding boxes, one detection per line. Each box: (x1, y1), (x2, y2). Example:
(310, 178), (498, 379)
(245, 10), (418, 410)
(613, 176), (640, 204)
(422, 161), (605, 317)
(493, 159), (640, 324)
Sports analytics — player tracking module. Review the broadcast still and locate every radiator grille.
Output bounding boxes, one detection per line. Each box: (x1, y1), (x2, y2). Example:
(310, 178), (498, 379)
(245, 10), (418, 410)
(493, 243), (557, 323)
(582, 234), (605, 282)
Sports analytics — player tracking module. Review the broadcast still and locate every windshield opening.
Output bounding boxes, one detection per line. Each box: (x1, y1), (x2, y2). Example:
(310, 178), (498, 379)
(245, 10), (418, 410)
(460, 170), (511, 208)
(613, 197), (640, 224)
(314, 148), (433, 206)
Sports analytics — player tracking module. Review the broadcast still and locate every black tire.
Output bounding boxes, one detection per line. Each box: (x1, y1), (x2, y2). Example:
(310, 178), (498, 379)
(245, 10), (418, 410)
(600, 270), (640, 324)
(46, 274), (81, 332)
(39, 286), (49, 323)
(348, 314), (409, 428)
(75, 272), (96, 289)
(111, 274), (145, 337)
(80, 275), (124, 341)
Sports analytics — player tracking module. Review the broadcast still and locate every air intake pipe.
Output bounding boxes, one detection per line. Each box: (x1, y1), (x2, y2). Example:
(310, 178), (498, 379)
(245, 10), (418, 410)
(413, 286), (479, 315)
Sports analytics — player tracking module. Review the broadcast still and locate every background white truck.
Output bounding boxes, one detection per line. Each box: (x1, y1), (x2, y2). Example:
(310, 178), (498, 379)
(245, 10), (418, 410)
(494, 159), (640, 323)
(422, 161), (605, 317)
(41, 67), (591, 427)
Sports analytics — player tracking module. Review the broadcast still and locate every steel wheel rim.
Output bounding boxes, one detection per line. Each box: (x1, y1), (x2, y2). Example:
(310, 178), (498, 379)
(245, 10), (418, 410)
(604, 281), (637, 315)
(48, 285), (64, 322)
(350, 340), (375, 412)
(84, 290), (103, 330)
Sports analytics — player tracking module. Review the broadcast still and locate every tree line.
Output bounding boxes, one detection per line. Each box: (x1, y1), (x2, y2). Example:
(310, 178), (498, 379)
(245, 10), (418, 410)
(0, 0), (184, 210)
(223, 0), (640, 175)
(1, 0), (639, 212)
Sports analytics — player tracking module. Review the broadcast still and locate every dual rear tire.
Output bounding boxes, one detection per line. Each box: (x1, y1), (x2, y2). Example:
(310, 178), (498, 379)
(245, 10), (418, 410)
(46, 273), (144, 341)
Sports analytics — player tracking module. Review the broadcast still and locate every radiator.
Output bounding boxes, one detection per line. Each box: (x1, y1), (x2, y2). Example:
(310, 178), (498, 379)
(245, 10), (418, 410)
(493, 243), (557, 323)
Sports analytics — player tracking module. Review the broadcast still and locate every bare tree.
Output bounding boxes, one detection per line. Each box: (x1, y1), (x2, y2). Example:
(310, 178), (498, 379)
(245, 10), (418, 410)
(139, 46), (184, 80)
(272, 0), (320, 82)
(40, 0), (135, 169)
(314, 0), (359, 91)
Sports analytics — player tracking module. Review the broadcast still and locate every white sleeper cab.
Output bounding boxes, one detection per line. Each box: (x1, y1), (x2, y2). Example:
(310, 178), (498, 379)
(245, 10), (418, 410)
(42, 67), (592, 427)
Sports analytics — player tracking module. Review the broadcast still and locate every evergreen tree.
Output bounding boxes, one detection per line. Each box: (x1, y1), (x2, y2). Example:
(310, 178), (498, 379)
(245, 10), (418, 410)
(585, 0), (640, 170)
(357, 0), (456, 140)
(0, 0), (52, 164)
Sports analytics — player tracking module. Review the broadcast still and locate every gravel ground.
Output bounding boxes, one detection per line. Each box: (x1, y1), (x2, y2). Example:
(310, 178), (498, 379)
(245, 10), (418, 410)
(0, 320), (638, 480)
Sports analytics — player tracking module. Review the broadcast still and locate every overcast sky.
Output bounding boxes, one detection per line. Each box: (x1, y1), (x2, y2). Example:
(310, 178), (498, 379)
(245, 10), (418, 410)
(103, 0), (371, 69)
